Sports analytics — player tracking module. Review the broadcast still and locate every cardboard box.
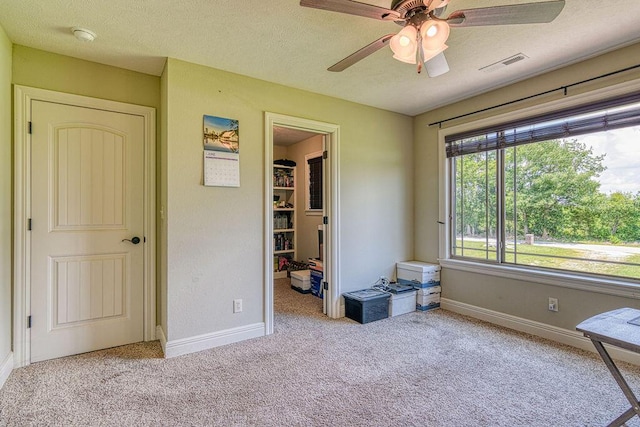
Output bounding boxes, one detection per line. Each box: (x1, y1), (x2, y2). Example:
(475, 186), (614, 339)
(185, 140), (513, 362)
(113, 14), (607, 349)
(417, 286), (441, 296)
(310, 269), (323, 298)
(308, 258), (323, 298)
(308, 258), (323, 272)
(397, 261), (440, 288)
(416, 292), (441, 311)
(290, 269), (311, 293)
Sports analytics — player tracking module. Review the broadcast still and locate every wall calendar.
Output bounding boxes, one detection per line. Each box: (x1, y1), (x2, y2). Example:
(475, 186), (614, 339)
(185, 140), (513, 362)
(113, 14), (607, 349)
(203, 115), (240, 187)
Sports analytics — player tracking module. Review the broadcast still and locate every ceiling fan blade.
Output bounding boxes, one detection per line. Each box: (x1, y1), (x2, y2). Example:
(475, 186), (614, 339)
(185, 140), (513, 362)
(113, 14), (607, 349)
(425, 52), (450, 77)
(300, 0), (401, 21)
(446, 0), (565, 27)
(425, 0), (450, 13)
(328, 34), (395, 72)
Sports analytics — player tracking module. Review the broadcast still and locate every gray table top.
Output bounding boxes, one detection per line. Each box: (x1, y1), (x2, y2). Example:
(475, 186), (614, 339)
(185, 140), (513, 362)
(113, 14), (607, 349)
(576, 307), (640, 353)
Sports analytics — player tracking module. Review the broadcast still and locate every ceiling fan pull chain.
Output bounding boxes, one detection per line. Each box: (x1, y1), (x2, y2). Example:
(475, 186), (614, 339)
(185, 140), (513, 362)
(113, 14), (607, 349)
(416, 31), (424, 74)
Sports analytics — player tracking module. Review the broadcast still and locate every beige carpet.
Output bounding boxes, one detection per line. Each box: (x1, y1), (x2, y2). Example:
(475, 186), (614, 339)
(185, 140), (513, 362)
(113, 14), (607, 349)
(2, 279), (640, 426)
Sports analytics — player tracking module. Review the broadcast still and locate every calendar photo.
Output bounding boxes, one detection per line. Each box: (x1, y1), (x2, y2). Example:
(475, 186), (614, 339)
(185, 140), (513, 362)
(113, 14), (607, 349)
(203, 115), (239, 153)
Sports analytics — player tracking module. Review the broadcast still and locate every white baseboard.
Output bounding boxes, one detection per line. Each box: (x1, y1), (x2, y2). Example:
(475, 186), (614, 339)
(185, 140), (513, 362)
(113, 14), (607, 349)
(163, 323), (265, 359)
(0, 351), (13, 390)
(441, 298), (640, 366)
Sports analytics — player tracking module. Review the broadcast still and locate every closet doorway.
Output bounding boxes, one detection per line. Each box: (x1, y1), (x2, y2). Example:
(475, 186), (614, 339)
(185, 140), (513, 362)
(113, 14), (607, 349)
(264, 113), (340, 335)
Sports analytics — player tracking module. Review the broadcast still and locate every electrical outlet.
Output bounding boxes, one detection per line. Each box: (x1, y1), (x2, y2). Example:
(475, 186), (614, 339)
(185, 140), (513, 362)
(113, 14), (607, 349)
(233, 299), (243, 313)
(548, 297), (558, 312)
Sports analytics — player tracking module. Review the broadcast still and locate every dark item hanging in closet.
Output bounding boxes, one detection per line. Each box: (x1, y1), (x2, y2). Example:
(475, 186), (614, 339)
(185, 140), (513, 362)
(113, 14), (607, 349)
(274, 159), (296, 167)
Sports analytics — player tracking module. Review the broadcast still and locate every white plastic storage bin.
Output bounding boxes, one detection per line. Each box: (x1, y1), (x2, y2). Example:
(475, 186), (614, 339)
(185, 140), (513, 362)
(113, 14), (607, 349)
(387, 290), (417, 317)
(416, 292), (441, 311)
(397, 261), (440, 288)
(290, 270), (311, 293)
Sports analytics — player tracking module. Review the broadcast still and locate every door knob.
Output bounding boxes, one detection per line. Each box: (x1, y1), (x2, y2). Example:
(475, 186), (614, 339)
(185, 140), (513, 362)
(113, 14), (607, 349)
(122, 236), (141, 244)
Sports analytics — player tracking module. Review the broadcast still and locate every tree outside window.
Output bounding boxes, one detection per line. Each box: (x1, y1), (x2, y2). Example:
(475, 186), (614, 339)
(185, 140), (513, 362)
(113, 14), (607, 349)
(448, 96), (640, 280)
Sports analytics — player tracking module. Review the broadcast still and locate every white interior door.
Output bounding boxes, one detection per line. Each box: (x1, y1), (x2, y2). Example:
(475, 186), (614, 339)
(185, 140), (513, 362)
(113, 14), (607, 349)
(30, 100), (145, 362)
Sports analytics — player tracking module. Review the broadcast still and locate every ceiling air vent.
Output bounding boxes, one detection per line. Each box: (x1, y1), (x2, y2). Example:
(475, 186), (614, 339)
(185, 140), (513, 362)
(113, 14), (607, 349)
(479, 53), (529, 73)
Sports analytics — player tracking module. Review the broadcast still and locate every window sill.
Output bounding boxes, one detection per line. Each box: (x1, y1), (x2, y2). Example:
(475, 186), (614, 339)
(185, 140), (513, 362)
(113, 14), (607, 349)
(305, 210), (322, 216)
(439, 258), (640, 299)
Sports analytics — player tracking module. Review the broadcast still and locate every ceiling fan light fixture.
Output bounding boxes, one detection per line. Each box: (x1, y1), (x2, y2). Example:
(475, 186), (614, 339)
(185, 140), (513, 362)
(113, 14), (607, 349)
(390, 25), (418, 58)
(422, 44), (447, 63)
(392, 51), (417, 64)
(420, 20), (450, 51)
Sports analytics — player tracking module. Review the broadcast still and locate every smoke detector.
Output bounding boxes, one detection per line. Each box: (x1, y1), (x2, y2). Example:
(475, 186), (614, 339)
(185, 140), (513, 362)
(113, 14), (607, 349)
(71, 27), (96, 42)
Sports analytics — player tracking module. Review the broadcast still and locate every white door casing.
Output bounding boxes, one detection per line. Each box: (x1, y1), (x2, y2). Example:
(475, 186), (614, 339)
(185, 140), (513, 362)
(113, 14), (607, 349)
(264, 112), (341, 334)
(14, 86), (156, 366)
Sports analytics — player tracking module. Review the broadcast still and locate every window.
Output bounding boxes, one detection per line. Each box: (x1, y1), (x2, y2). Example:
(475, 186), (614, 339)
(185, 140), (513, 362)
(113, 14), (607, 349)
(306, 151), (323, 213)
(446, 92), (640, 280)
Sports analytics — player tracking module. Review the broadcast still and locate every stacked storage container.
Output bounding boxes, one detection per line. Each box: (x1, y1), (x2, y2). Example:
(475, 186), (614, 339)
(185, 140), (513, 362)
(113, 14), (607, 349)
(309, 259), (323, 298)
(396, 261), (441, 311)
(290, 269), (311, 293)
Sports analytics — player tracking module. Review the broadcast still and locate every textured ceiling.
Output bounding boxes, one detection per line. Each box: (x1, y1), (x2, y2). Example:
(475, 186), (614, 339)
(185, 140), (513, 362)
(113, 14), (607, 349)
(274, 127), (321, 146)
(1, 1), (640, 116)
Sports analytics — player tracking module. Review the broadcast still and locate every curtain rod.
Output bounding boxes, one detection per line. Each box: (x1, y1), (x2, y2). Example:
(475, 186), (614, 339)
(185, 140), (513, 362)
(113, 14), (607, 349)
(428, 63), (640, 128)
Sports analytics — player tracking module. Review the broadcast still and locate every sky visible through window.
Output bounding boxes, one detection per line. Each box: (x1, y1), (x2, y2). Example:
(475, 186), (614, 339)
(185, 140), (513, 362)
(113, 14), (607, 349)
(580, 126), (640, 194)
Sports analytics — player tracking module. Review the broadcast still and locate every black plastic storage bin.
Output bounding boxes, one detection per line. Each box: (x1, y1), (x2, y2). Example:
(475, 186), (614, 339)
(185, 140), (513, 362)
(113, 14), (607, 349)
(343, 289), (390, 324)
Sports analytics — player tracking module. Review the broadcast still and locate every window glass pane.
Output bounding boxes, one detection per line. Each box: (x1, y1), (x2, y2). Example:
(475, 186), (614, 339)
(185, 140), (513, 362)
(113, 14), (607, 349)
(448, 101), (640, 280)
(504, 128), (640, 279)
(307, 156), (323, 210)
(452, 151), (498, 261)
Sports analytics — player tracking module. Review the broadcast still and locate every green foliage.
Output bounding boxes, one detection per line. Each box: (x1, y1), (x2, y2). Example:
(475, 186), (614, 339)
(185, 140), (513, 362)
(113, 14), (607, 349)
(455, 151), (497, 237)
(508, 140), (604, 240)
(455, 138), (640, 244)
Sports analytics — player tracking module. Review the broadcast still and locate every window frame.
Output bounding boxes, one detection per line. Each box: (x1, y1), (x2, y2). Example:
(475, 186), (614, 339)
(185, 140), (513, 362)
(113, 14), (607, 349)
(438, 79), (640, 298)
(305, 150), (323, 215)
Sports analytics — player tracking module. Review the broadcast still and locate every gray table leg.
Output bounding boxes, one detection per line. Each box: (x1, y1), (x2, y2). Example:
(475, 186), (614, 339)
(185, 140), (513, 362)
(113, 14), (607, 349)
(591, 339), (640, 427)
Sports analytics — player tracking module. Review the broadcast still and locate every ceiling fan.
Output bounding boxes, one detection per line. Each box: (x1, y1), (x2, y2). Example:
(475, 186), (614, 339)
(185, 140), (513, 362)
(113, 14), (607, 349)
(300, 0), (566, 77)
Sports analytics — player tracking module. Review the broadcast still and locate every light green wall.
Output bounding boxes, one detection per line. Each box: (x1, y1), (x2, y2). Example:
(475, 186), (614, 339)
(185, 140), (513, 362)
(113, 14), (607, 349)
(0, 24), (12, 374)
(163, 58), (413, 340)
(414, 42), (640, 330)
(12, 45), (160, 109)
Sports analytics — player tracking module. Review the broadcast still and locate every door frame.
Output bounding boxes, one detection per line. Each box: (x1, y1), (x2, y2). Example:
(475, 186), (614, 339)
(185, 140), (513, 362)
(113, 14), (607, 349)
(264, 113), (341, 334)
(13, 85), (156, 367)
